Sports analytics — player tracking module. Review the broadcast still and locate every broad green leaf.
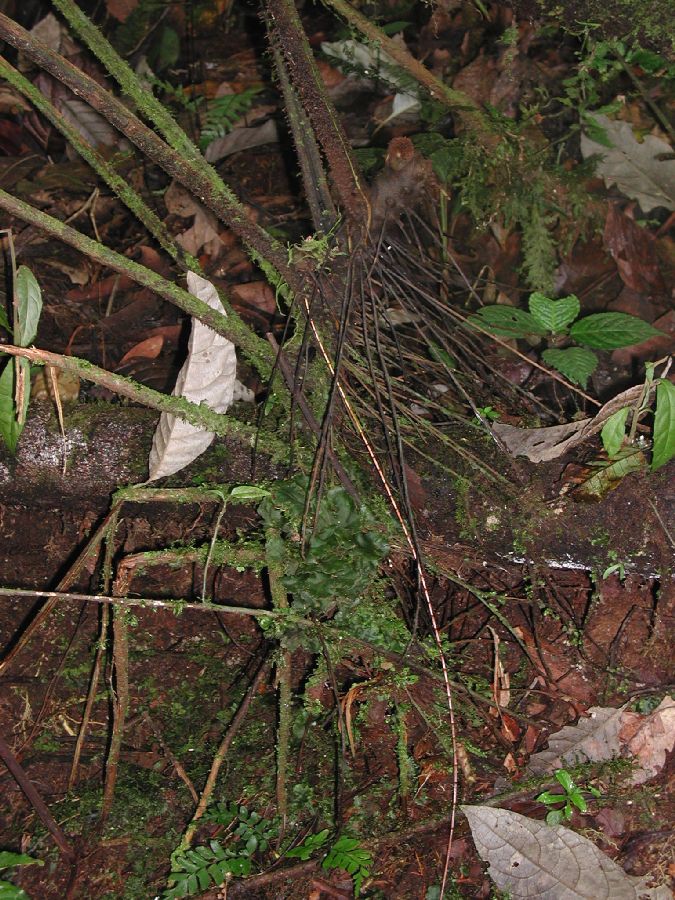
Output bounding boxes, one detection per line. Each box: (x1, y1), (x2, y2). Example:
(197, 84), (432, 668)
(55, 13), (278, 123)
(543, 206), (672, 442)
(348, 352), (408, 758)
(0, 358), (30, 453)
(600, 406), (630, 458)
(229, 485), (271, 502)
(570, 312), (663, 349)
(14, 265), (42, 347)
(465, 306), (547, 339)
(0, 882), (30, 899)
(528, 293), (579, 333)
(554, 770), (575, 792)
(541, 347), (598, 388)
(0, 853), (42, 870)
(652, 379), (675, 471)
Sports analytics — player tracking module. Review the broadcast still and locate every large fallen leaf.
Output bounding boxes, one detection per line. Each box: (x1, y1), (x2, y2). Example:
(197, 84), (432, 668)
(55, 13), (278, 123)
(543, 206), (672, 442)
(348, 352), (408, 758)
(581, 115), (675, 213)
(527, 705), (626, 774)
(462, 805), (671, 898)
(148, 273), (237, 480)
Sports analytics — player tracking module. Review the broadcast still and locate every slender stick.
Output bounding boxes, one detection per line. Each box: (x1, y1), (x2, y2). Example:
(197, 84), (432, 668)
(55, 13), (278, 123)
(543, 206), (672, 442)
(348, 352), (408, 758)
(0, 733), (74, 859)
(180, 654), (272, 850)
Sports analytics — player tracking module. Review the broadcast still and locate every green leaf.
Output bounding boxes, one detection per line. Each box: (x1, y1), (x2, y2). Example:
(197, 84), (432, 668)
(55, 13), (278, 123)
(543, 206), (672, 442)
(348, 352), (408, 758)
(601, 406), (630, 458)
(0, 305), (11, 334)
(0, 881), (30, 899)
(0, 854), (42, 871)
(465, 306), (548, 339)
(541, 347), (598, 388)
(546, 809), (565, 826)
(428, 342), (456, 369)
(0, 358), (30, 453)
(536, 790), (563, 806)
(570, 313), (663, 349)
(652, 379), (675, 470)
(14, 266), (42, 347)
(528, 292), (579, 333)
(229, 485), (271, 502)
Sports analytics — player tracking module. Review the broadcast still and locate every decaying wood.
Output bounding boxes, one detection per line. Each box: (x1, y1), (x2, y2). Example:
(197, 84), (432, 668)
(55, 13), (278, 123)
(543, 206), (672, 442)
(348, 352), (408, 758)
(0, 403), (671, 586)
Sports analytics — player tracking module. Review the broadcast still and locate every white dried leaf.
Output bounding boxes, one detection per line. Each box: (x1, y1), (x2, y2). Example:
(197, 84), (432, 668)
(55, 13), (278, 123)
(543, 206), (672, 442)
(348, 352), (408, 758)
(148, 273), (237, 480)
(527, 705), (626, 774)
(462, 805), (671, 899)
(581, 115), (675, 212)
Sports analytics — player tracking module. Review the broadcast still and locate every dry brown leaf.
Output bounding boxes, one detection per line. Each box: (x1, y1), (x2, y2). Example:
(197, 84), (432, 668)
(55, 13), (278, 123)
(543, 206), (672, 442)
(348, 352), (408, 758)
(620, 696), (675, 785)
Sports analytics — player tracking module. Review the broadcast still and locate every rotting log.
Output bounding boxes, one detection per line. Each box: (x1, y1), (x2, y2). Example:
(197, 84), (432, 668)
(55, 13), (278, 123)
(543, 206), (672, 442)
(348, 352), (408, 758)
(0, 403), (671, 587)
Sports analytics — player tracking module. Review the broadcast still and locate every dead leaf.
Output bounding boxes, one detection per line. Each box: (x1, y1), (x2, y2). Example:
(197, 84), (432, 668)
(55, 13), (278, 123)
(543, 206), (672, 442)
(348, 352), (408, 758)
(527, 705), (627, 774)
(462, 805), (670, 898)
(106, 0), (139, 23)
(581, 115), (675, 213)
(620, 696), (675, 785)
(204, 118), (278, 164)
(118, 335), (165, 365)
(603, 205), (665, 294)
(164, 181), (223, 257)
(148, 273), (238, 480)
(492, 384), (648, 463)
(59, 98), (120, 147)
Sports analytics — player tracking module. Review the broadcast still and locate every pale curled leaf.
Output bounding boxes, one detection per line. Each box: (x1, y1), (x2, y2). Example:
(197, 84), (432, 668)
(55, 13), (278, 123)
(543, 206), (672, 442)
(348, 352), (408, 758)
(148, 274), (238, 480)
(581, 115), (675, 213)
(462, 805), (670, 899)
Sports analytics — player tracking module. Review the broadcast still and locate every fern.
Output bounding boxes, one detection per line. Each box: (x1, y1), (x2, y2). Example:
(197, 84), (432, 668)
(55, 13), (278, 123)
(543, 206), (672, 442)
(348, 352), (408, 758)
(163, 841), (252, 899)
(199, 87), (263, 149)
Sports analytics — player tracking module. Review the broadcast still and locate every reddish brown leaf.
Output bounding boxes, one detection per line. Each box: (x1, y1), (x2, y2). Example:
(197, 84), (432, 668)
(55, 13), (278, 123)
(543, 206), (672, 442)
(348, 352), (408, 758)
(603, 204), (665, 294)
(106, 0), (139, 21)
(118, 335), (165, 365)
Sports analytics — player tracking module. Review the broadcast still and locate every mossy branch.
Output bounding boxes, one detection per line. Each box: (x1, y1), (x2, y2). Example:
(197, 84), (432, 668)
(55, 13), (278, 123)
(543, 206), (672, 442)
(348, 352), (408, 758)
(268, 0), (371, 226)
(0, 344), (288, 459)
(0, 55), (198, 271)
(0, 12), (294, 284)
(51, 0), (206, 164)
(0, 188), (273, 375)
(323, 0), (491, 139)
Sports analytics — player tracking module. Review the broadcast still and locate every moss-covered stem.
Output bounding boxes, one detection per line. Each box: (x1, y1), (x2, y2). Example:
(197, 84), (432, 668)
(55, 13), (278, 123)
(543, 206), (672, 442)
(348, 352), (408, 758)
(0, 188), (272, 375)
(269, 40), (336, 233)
(0, 12), (295, 284)
(269, 0), (370, 226)
(0, 55), (199, 271)
(102, 510), (128, 823)
(0, 344), (288, 457)
(265, 525), (291, 831)
(51, 0), (205, 164)
(324, 0), (489, 139)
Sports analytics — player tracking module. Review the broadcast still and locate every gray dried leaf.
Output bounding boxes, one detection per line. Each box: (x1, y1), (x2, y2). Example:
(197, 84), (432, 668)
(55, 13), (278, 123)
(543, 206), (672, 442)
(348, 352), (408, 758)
(527, 705), (626, 774)
(462, 805), (671, 898)
(581, 115), (675, 212)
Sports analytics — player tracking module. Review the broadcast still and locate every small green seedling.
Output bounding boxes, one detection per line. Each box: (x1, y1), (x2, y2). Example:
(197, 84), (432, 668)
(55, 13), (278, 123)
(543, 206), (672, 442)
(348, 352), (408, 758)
(466, 292), (664, 389)
(536, 769), (601, 825)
